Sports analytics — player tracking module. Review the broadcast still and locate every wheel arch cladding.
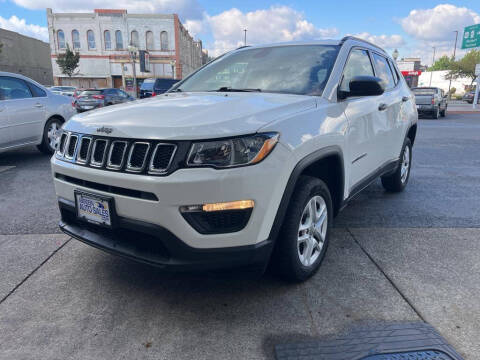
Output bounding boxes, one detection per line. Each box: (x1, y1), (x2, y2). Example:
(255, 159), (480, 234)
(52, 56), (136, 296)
(407, 124), (417, 146)
(268, 146), (345, 242)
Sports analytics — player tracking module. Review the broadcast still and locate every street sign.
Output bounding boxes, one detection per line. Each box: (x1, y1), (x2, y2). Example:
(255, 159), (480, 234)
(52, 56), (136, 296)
(462, 24), (480, 49)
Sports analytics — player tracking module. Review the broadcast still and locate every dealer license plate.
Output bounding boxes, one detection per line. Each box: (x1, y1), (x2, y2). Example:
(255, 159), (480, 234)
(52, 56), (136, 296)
(75, 191), (112, 226)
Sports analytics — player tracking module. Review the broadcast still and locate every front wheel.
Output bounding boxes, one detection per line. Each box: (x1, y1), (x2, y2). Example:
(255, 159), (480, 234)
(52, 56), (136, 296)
(381, 138), (412, 192)
(37, 117), (63, 154)
(273, 176), (332, 282)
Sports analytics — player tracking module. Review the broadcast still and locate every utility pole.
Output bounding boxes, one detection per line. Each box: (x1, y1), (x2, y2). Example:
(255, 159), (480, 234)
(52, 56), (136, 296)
(447, 30), (458, 100)
(244, 29), (247, 46)
(429, 46), (436, 87)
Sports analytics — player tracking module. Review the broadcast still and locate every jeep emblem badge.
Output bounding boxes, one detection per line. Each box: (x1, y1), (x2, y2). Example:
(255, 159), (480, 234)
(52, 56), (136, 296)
(96, 126), (113, 134)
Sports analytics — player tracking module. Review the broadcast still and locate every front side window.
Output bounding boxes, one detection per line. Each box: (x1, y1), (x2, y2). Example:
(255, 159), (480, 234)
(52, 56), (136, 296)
(72, 30), (81, 49)
(104, 30), (112, 50)
(87, 30), (96, 50)
(372, 53), (396, 90)
(0, 76), (33, 100)
(340, 49), (374, 92)
(387, 58), (400, 84)
(115, 30), (123, 50)
(146, 31), (154, 50)
(173, 45), (339, 96)
(57, 30), (66, 49)
(130, 30), (139, 48)
(160, 31), (168, 51)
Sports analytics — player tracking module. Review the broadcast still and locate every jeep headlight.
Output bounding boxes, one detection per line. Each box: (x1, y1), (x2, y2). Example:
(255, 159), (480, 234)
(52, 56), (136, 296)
(186, 133), (279, 168)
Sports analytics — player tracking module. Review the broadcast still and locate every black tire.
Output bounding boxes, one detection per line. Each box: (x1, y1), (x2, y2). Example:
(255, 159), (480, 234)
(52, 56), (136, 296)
(440, 107), (446, 117)
(432, 107), (439, 119)
(273, 176), (332, 282)
(37, 117), (63, 154)
(381, 138), (412, 192)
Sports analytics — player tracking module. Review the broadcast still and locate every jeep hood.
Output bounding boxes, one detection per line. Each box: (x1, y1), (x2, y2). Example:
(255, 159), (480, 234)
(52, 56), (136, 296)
(64, 92), (316, 140)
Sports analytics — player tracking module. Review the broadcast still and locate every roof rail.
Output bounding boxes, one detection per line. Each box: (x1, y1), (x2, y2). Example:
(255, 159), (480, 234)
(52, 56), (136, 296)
(339, 36), (386, 54)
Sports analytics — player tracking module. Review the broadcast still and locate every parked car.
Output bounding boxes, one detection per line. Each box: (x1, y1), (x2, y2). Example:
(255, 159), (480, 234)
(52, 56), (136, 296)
(50, 86), (76, 97)
(51, 37), (417, 282)
(0, 72), (75, 154)
(75, 88), (135, 112)
(412, 87), (447, 118)
(139, 78), (179, 98)
(462, 91), (479, 104)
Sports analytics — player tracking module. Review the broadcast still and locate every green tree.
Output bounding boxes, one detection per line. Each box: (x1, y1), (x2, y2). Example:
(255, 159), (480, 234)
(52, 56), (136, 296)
(448, 49), (480, 84)
(428, 55), (454, 71)
(56, 44), (80, 77)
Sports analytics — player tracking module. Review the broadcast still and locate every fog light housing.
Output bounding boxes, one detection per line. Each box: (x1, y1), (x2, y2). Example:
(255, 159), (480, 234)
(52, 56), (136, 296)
(180, 200), (254, 234)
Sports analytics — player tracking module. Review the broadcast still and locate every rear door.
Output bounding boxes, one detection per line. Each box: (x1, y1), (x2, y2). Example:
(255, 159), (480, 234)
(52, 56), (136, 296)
(370, 52), (404, 163)
(340, 48), (382, 190)
(0, 76), (45, 146)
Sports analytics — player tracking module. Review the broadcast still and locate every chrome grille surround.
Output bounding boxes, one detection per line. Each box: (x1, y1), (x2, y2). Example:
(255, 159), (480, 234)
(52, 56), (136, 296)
(55, 132), (177, 176)
(126, 142), (150, 173)
(76, 137), (92, 164)
(149, 143), (177, 174)
(106, 140), (128, 170)
(90, 139), (109, 168)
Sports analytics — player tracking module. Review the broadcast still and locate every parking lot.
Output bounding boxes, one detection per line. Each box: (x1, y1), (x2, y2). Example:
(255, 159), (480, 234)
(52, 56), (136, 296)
(0, 113), (479, 359)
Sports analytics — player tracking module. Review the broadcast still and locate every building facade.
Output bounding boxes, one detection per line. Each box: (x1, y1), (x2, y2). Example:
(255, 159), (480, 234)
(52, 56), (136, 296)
(397, 58), (423, 88)
(0, 28), (53, 85)
(46, 8), (204, 89)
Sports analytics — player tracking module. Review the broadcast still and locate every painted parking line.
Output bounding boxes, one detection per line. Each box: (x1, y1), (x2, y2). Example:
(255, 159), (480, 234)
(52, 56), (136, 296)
(0, 166), (15, 174)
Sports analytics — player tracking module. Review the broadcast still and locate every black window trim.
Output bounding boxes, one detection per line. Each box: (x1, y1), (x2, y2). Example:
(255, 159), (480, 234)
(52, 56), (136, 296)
(369, 50), (400, 92)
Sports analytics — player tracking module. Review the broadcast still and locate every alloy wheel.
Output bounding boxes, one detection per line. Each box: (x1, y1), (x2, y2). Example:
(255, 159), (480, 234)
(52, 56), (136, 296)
(401, 145), (410, 183)
(47, 122), (60, 152)
(297, 195), (328, 267)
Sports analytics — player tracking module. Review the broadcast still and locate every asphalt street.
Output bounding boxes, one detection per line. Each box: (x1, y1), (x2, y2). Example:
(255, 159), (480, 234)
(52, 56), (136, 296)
(0, 113), (479, 359)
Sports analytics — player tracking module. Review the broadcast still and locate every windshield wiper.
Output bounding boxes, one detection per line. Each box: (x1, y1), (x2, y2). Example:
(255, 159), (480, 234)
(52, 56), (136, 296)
(213, 87), (262, 92)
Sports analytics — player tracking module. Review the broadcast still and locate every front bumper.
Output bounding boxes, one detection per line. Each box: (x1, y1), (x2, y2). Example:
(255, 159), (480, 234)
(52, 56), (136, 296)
(59, 198), (273, 270)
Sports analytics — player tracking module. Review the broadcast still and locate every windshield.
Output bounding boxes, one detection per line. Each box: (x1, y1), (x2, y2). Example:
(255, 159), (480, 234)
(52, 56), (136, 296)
(412, 88), (436, 95)
(173, 45), (340, 96)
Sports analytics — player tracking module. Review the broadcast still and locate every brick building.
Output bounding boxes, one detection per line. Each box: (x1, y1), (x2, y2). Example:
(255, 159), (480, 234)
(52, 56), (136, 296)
(47, 8), (204, 89)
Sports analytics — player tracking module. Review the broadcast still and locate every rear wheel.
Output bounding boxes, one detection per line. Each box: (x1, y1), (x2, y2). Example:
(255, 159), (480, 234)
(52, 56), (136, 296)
(37, 117), (63, 154)
(433, 107), (439, 119)
(440, 107), (446, 117)
(381, 138), (412, 192)
(273, 176), (332, 282)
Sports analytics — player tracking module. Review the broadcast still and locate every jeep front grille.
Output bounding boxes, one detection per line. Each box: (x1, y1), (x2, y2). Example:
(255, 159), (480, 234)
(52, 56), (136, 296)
(56, 132), (177, 176)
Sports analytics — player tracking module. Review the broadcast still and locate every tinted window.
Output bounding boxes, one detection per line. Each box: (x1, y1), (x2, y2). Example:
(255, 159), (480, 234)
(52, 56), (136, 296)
(28, 82), (47, 97)
(387, 59), (400, 84)
(372, 53), (396, 90)
(175, 45), (339, 96)
(140, 80), (155, 90)
(80, 90), (102, 95)
(0, 77), (32, 100)
(340, 49), (374, 92)
(412, 88), (436, 95)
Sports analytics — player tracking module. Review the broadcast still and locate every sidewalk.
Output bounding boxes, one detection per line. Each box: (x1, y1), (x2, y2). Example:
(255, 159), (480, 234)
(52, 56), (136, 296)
(447, 102), (480, 114)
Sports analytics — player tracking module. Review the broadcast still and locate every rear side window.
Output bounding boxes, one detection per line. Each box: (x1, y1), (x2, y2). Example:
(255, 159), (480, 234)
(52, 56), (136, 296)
(340, 49), (374, 92)
(387, 59), (400, 85)
(0, 76), (33, 100)
(372, 53), (396, 90)
(28, 82), (47, 97)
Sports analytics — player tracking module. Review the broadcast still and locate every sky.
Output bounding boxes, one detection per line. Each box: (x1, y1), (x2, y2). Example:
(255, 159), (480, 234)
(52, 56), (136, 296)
(1, 0), (480, 64)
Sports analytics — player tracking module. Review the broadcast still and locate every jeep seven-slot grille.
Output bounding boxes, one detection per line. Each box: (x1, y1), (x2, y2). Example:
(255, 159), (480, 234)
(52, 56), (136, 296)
(56, 132), (177, 175)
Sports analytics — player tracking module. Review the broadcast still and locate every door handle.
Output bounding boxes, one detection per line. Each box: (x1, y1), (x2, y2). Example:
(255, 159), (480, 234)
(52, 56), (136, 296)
(402, 96), (409, 102)
(34, 103), (44, 108)
(378, 103), (388, 111)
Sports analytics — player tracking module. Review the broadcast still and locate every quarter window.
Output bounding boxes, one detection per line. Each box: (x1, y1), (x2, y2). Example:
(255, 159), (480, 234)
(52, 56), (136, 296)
(104, 30), (112, 50)
(130, 30), (139, 48)
(0, 76), (33, 100)
(87, 30), (96, 50)
(387, 58), (400, 85)
(160, 31), (168, 51)
(28, 82), (47, 97)
(146, 31), (154, 50)
(340, 49), (374, 92)
(72, 30), (81, 49)
(57, 30), (66, 50)
(115, 30), (123, 50)
(372, 53), (396, 90)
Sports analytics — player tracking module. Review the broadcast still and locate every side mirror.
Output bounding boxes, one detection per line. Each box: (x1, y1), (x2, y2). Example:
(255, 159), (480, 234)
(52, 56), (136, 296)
(338, 76), (385, 99)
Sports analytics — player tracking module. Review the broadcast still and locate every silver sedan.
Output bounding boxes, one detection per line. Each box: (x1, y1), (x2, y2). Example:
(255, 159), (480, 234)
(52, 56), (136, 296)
(0, 72), (75, 154)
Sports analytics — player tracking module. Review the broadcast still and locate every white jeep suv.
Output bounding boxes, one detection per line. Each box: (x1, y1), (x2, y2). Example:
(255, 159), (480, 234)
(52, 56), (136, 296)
(51, 37), (417, 282)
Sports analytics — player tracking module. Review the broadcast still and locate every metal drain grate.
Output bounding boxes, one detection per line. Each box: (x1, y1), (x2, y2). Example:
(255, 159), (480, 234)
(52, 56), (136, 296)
(275, 323), (464, 360)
